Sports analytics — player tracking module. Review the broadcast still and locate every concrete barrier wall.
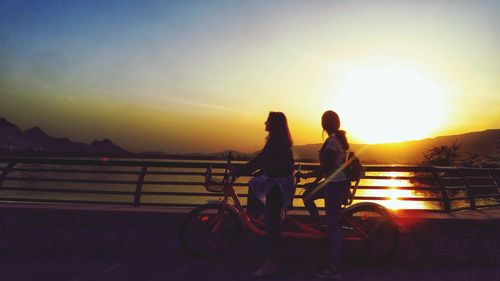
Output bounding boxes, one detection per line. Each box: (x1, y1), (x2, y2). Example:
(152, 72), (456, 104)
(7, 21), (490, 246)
(0, 204), (184, 254)
(396, 218), (500, 264)
(0, 204), (499, 264)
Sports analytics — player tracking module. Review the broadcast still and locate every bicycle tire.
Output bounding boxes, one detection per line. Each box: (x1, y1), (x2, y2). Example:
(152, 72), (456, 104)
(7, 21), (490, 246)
(340, 202), (399, 266)
(179, 204), (243, 257)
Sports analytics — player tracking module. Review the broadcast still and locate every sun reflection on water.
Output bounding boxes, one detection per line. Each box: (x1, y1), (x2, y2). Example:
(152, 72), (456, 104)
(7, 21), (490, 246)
(296, 171), (432, 210)
(357, 171), (429, 210)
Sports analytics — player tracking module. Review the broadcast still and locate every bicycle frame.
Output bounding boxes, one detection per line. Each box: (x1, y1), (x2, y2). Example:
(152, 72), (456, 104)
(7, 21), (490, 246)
(206, 157), (370, 241)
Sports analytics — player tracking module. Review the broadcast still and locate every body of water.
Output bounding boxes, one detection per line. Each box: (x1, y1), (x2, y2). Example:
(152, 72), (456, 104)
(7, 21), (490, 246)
(0, 161), (498, 211)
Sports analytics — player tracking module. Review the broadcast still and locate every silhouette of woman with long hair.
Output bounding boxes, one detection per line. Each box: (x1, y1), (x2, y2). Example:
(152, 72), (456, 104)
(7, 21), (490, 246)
(236, 111), (295, 277)
(296, 110), (351, 279)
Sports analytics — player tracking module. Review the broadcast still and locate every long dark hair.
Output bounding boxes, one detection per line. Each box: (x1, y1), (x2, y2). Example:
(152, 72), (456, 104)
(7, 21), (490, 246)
(321, 110), (349, 150)
(266, 111), (293, 147)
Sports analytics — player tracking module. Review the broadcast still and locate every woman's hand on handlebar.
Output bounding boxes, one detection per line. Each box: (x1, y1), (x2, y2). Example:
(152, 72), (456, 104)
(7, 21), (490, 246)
(230, 166), (239, 179)
(295, 171), (307, 180)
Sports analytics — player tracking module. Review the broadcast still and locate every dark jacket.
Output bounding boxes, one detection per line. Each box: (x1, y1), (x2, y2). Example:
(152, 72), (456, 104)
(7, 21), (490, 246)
(238, 135), (294, 178)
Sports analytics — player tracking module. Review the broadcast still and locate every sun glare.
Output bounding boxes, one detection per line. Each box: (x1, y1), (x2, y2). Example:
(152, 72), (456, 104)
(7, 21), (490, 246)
(333, 63), (446, 144)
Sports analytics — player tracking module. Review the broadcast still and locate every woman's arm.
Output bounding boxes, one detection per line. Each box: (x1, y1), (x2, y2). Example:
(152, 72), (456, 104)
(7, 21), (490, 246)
(302, 166), (323, 179)
(236, 141), (272, 176)
(299, 149), (336, 180)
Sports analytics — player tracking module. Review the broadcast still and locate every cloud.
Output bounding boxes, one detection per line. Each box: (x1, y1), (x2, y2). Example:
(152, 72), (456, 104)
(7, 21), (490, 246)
(157, 95), (256, 116)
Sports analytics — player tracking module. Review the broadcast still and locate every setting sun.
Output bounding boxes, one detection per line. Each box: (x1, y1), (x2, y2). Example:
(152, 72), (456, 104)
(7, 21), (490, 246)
(334, 63), (447, 144)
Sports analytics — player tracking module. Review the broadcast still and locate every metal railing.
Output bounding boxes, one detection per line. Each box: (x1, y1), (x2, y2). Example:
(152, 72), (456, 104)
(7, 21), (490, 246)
(0, 157), (499, 212)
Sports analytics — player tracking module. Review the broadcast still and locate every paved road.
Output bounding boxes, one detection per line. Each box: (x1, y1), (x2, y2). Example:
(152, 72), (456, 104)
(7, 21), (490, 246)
(0, 248), (498, 281)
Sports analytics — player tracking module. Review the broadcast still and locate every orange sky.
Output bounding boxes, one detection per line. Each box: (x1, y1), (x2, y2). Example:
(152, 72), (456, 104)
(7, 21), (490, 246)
(1, 1), (499, 153)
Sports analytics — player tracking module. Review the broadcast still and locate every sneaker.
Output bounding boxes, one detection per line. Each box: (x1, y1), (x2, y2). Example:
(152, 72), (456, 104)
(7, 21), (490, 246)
(312, 264), (341, 279)
(251, 259), (278, 277)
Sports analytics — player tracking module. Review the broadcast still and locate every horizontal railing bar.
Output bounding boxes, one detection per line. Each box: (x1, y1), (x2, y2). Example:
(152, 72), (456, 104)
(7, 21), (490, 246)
(288, 184), (438, 190)
(141, 192), (495, 202)
(471, 190), (499, 195)
(0, 197), (132, 205)
(138, 202), (445, 211)
(144, 192), (446, 200)
(139, 202), (280, 208)
(364, 166), (436, 172)
(5, 177), (138, 185)
(2, 158), (307, 172)
(442, 186), (469, 190)
(440, 177), (464, 180)
(352, 196), (442, 201)
(4, 177), (251, 187)
(141, 180), (248, 186)
(10, 168), (230, 177)
(146, 171), (225, 176)
(0, 187), (135, 195)
(139, 203), (305, 209)
(463, 176), (496, 180)
(141, 191), (223, 196)
(388, 208), (447, 212)
(448, 197), (470, 200)
(144, 192), (441, 200)
(362, 176), (435, 180)
(474, 204), (500, 209)
(355, 186), (440, 191)
(449, 206), (471, 212)
(0, 157), (231, 168)
(468, 185), (498, 189)
(11, 168), (142, 175)
(139, 202), (202, 207)
(473, 194), (500, 198)
(142, 191), (253, 197)
(474, 203), (500, 207)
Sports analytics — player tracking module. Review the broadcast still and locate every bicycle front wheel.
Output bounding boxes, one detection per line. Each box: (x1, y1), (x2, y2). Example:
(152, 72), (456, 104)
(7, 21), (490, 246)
(179, 204), (243, 257)
(341, 203), (399, 266)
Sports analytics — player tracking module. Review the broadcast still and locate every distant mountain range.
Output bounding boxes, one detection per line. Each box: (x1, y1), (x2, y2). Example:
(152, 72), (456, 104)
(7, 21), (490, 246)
(1, 117), (499, 164)
(0, 117), (255, 159)
(293, 129), (500, 164)
(0, 117), (130, 157)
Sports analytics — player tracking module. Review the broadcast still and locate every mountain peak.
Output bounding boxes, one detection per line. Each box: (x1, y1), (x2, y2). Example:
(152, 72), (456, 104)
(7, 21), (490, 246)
(25, 126), (47, 136)
(91, 138), (114, 146)
(0, 117), (19, 129)
(89, 138), (128, 155)
(25, 126), (45, 135)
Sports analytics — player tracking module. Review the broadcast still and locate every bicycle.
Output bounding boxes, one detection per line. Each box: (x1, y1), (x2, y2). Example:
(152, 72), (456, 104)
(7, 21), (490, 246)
(179, 155), (399, 266)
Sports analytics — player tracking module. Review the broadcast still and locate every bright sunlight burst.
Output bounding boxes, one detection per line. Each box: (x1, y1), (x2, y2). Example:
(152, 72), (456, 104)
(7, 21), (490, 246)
(335, 63), (446, 144)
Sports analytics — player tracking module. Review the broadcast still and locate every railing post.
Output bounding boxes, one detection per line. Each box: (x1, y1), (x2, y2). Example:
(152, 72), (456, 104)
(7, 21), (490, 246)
(134, 165), (149, 207)
(490, 169), (500, 192)
(459, 169), (476, 210)
(432, 168), (451, 212)
(0, 162), (16, 188)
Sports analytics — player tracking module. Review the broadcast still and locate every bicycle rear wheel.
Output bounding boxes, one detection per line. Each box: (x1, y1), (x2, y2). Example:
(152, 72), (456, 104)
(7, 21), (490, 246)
(341, 203), (399, 266)
(179, 204), (243, 257)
